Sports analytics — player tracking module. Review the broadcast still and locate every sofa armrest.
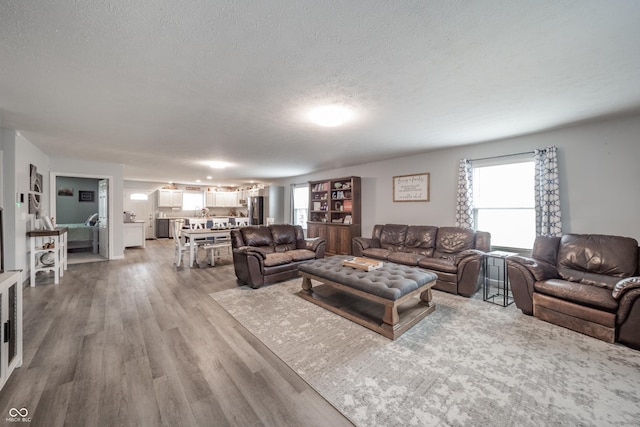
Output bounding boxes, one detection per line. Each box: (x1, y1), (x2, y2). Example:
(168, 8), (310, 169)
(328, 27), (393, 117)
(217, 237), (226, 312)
(456, 251), (485, 297)
(616, 288), (640, 328)
(613, 276), (640, 299)
(352, 237), (380, 256)
(507, 255), (559, 281)
(303, 238), (326, 258)
(506, 255), (557, 316)
(233, 245), (268, 259)
(303, 237), (325, 251)
(454, 249), (483, 265)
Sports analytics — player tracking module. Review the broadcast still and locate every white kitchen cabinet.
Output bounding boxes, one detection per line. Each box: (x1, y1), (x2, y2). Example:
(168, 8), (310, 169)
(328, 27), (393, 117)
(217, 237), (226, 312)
(0, 271), (22, 392)
(124, 221), (146, 248)
(205, 192), (216, 208)
(214, 192), (239, 207)
(157, 189), (183, 208)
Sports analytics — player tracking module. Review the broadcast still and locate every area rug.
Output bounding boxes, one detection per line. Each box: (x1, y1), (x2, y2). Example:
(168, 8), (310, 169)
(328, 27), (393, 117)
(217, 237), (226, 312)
(210, 279), (640, 427)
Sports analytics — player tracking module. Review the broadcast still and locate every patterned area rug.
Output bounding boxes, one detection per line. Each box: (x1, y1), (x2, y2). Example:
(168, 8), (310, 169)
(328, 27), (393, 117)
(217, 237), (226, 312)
(211, 279), (640, 427)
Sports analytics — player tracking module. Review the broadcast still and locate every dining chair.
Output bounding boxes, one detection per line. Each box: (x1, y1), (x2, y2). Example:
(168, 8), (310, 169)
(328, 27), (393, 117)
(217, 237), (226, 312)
(211, 218), (228, 229)
(188, 218), (206, 229)
(235, 218), (249, 227)
(172, 219), (198, 267)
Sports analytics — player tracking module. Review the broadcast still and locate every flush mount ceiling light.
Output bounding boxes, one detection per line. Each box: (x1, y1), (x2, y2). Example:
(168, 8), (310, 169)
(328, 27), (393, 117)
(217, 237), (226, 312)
(208, 161), (229, 169)
(308, 105), (353, 127)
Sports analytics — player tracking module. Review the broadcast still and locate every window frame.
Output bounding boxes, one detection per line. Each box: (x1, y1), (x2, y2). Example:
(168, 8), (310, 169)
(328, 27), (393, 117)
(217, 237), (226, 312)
(182, 191), (204, 212)
(471, 156), (535, 254)
(292, 184), (309, 230)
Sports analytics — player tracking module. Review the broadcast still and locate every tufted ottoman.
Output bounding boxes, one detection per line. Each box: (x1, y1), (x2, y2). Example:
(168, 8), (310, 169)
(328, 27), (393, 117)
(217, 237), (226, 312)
(298, 255), (438, 339)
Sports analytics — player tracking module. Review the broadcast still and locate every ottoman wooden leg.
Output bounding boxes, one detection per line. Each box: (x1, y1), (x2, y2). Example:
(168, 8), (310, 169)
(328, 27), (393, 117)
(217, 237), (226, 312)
(383, 303), (399, 327)
(420, 287), (434, 307)
(301, 277), (313, 295)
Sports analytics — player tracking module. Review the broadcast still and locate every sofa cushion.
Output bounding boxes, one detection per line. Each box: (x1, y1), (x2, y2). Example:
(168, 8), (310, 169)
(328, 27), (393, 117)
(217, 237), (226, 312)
(263, 252), (293, 267)
(287, 249), (316, 262)
(387, 251), (424, 266)
(433, 227), (475, 258)
(241, 226), (274, 248)
(404, 226), (437, 256)
(270, 224), (298, 252)
(362, 248), (392, 260)
(379, 224), (408, 251)
(557, 234), (639, 289)
(418, 257), (458, 274)
(534, 279), (618, 312)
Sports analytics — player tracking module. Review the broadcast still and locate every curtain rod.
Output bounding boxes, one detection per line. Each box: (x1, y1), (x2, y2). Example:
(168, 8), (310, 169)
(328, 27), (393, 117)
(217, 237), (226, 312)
(470, 150), (535, 162)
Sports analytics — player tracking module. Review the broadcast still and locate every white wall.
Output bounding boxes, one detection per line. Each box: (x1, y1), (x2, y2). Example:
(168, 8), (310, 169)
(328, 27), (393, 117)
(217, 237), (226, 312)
(0, 130), (51, 273)
(276, 113), (640, 243)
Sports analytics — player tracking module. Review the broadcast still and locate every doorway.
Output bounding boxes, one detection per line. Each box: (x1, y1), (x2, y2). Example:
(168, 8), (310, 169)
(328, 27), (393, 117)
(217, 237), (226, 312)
(51, 174), (112, 264)
(123, 190), (154, 240)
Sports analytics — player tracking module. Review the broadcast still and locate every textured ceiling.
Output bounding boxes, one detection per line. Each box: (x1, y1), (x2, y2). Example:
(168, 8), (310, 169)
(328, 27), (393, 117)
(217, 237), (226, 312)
(1, 0), (640, 185)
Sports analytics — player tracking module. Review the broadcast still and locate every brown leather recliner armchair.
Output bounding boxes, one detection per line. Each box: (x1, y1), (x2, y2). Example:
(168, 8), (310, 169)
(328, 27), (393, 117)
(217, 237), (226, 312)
(231, 224), (326, 288)
(507, 234), (640, 349)
(352, 224), (491, 296)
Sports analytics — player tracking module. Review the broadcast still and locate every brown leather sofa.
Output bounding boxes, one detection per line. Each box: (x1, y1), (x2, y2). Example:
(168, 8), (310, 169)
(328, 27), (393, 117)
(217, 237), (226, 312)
(352, 224), (491, 296)
(231, 224), (326, 288)
(507, 234), (640, 349)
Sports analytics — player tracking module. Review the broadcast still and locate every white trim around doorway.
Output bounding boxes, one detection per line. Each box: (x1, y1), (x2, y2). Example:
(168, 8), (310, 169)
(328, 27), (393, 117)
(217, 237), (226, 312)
(49, 172), (116, 260)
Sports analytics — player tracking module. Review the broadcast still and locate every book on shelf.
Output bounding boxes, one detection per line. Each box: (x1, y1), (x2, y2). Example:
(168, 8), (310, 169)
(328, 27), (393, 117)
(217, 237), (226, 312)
(343, 199), (352, 211)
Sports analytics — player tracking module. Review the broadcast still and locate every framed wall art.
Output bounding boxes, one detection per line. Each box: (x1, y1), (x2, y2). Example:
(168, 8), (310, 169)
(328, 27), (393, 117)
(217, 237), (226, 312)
(29, 193), (41, 214)
(79, 190), (95, 202)
(393, 173), (430, 202)
(58, 187), (74, 196)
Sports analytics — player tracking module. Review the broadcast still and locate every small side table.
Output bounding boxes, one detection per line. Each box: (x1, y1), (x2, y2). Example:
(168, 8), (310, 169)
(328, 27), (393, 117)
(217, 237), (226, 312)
(483, 250), (518, 307)
(27, 227), (68, 286)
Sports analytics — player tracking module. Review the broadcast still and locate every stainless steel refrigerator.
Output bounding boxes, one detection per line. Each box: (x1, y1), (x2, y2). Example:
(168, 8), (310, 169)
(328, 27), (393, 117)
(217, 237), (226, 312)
(248, 196), (264, 225)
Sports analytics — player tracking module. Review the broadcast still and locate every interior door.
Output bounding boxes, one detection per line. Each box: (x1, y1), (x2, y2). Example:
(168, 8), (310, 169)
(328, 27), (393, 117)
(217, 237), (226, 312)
(124, 190), (154, 239)
(98, 179), (109, 258)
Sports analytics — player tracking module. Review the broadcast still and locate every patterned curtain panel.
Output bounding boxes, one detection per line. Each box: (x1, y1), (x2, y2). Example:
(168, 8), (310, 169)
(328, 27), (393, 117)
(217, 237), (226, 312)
(534, 146), (562, 236)
(455, 159), (474, 228)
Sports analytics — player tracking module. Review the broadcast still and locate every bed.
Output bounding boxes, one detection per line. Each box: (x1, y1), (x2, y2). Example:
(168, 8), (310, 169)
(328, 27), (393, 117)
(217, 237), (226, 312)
(59, 214), (99, 253)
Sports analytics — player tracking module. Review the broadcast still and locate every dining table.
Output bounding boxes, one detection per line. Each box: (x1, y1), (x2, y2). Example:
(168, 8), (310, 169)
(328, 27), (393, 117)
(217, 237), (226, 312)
(181, 228), (232, 267)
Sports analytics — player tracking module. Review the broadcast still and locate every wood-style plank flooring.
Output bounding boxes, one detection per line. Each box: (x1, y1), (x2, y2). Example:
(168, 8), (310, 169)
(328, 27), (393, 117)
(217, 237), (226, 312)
(0, 239), (353, 427)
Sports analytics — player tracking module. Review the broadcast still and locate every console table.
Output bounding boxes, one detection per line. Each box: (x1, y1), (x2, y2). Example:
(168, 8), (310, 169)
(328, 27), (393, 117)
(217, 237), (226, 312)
(27, 227), (68, 286)
(483, 250), (517, 307)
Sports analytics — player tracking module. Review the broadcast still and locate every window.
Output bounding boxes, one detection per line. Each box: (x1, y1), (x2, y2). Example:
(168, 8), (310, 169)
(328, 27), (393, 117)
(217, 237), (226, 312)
(182, 192), (204, 212)
(473, 160), (535, 250)
(129, 193), (148, 201)
(292, 185), (309, 229)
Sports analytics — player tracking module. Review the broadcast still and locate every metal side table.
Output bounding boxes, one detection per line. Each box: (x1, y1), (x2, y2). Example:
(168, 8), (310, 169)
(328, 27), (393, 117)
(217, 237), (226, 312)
(483, 250), (518, 307)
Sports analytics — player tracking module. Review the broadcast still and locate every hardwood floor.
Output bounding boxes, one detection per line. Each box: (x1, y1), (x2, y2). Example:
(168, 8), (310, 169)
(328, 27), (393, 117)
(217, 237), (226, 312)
(0, 239), (353, 427)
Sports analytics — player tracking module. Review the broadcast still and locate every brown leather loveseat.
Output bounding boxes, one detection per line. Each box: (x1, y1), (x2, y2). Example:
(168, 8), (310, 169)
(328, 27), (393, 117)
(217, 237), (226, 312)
(231, 224), (326, 288)
(352, 224), (491, 296)
(506, 234), (640, 349)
